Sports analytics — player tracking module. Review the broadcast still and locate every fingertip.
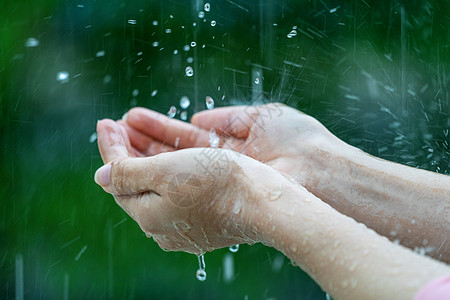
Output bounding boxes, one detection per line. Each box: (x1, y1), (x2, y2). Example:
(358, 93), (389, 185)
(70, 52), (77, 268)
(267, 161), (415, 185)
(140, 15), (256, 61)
(94, 164), (111, 187)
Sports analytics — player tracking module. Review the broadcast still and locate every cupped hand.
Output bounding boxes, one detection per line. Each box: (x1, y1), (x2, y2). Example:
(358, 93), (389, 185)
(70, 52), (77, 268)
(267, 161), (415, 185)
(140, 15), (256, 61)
(122, 103), (345, 186)
(95, 119), (292, 254)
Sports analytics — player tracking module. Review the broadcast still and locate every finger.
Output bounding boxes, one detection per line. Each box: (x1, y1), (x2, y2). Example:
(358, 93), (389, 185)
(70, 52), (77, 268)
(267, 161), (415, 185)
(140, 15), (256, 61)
(97, 119), (133, 164)
(118, 120), (175, 156)
(190, 106), (259, 139)
(94, 150), (186, 195)
(125, 107), (210, 148)
(94, 148), (223, 196)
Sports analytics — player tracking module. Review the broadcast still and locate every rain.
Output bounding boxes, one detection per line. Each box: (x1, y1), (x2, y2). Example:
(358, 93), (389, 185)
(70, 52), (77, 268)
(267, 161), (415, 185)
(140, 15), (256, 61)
(1, 0), (448, 299)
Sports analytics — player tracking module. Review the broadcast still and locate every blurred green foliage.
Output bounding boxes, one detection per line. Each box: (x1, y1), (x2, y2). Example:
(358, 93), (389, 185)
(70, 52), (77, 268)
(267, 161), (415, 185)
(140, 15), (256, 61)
(1, 0), (448, 299)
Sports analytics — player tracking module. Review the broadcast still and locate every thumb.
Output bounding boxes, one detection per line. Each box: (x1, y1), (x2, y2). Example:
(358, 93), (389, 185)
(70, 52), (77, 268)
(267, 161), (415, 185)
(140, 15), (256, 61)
(94, 157), (164, 196)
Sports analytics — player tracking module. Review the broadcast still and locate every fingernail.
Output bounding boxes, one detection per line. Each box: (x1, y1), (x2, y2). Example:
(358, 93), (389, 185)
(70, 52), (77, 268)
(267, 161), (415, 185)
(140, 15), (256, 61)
(121, 112), (128, 121)
(94, 164), (111, 186)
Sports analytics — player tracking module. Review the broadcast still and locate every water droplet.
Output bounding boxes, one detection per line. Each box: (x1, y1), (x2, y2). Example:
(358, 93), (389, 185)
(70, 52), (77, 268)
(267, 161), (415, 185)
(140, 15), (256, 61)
(211, 20), (216, 26)
(190, 41), (197, 47)
(96, 50), (105, 57)
(180, 111), (188, 121)
(173, 49), (179, 55)
(103, 75), (112, 84)
(183, 45), (190, 51)
(25, 37), (39, 47)
(209, 128), (220, 148)
(89, 132), (97, 143)
(179, 96), (190, 109)
(204, 3), (211, 12)
(196, 254), (207, 281)
(287, 30), (297, 38)
(165, 28), (172, 34)
(329, 6), (340, 13)
(229, 244), (239, 253)
(56, 71), (69, 83)
(132, 89), (139, 97)
(325, 293), (332, 300)
(205, 96), (214, 109)
(167, 106), (177, 118)
(198, 11), (205, 18)
(254, 77), (260, 84)
(185, 66), (194, 77)
(152, 41), (159, 47)
(196, 269), (206, 281)
(272, 254), (284, 272)
(128, 19), (137, 25)
(151, 90), (158, 97)
(187, 57), (194, 63)
(152, 20), (158, 26)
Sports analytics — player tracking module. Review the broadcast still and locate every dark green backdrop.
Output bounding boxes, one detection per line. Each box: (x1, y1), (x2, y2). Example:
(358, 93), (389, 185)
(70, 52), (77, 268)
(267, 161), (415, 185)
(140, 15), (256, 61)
(1, 0), (448, 299)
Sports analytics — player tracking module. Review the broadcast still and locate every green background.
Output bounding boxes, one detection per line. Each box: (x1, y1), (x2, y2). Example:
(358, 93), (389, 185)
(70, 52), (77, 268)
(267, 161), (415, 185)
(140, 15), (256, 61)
(1, 0), (448, 299)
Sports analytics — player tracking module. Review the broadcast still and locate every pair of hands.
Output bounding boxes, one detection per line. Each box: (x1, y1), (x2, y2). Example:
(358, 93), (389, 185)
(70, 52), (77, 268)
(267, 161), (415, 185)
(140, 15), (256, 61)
(95, 103), (340, 254)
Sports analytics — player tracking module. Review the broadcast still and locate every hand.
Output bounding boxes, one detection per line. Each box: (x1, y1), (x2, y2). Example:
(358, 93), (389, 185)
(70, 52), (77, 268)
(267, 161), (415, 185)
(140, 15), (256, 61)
(122, 103), (345, 186)
(95, 119), (294, 254)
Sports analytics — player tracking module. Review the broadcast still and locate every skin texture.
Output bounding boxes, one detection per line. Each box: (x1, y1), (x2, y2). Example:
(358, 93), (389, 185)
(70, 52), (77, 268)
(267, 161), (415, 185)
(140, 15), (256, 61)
(120, 103), (450, 262)
(95, 117), (450, 300)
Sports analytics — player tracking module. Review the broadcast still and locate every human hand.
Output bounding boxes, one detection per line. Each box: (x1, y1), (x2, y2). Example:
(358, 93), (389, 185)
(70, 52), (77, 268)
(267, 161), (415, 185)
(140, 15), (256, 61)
(122, 103), (346, 186)
(95, 119), (295, 254)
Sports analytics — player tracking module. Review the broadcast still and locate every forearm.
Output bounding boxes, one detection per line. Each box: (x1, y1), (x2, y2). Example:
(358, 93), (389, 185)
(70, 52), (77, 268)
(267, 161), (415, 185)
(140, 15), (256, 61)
(303, 140), (450, 262)
(257, 185), (450, 300)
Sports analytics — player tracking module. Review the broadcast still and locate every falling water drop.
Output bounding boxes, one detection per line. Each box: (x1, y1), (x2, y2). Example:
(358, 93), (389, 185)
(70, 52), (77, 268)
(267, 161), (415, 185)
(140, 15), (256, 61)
(287, 30), (297, 38)
(167, 106), (177, 118)
(183, 45), (190, 51)
(198, 11), (205, 18)
(56, 71), (69, 83)
(185, 66), (194, 77)
(151, 90), (158, 97)
(205, 96), (214, 109)
(152, 20), (158, 26)
(89, 132), (97, 143)
(180, 96), (190, 109)
(187, 57), (194, 63)
(152, 41), (159, 47)
(196, 254), (207, 281)
(128, 19), (137, 25)
(254, 78), (260, 84)
(132, 89), (139, 97)
(25, 37), (39, 47)
(204, 3), (211, 12)
(190, 41), (197, 47)
(229, 244), (239, 253)
(211, 20), (216, 27)
(180, 111), (188, 121)
(196, 269), (206, 281)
